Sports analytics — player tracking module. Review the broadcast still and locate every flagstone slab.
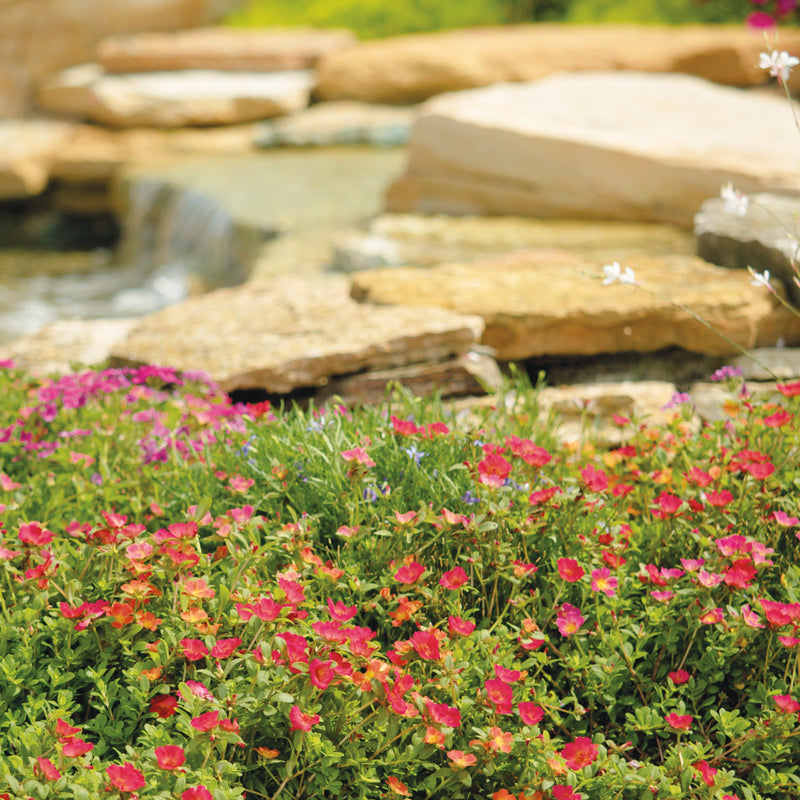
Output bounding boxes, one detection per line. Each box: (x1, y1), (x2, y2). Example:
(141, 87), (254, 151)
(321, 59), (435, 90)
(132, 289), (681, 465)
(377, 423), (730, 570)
(732, 347), (800, 380)
(255, 101), (413, 148)
(97, 27), (356, 73)
(331, 212), (695, 272)
(0, 119), (74, 200)
(349, 250), (800, 361)
(317, 351), (502, 406)
(695, 192), (800, 305)
(315, 24), (800, 105)
(109, 276), (485, 394)
(386, 72), (800, 227)
(38, 65), (314, 127)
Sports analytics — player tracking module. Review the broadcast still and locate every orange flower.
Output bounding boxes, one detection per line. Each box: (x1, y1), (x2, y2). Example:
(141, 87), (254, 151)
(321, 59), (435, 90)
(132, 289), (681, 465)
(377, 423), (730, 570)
(386, 776), (410, 796)
(488, 726), (513, 753)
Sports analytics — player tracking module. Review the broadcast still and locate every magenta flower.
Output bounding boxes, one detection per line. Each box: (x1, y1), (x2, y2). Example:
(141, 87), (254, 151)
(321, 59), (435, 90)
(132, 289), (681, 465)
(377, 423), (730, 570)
(556, 603), (585, 637)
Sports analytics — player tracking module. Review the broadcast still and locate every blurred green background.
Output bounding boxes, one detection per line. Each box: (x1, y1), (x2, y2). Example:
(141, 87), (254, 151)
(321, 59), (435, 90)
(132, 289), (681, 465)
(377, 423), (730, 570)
(225, 0), (780, 39)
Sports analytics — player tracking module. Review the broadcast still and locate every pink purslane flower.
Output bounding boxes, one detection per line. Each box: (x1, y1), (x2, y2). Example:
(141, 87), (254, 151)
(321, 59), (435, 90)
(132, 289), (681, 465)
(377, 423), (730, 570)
(665, 712), (693, 731)
(591, 567), (618, 597)
(561, 737), (599, 770)
(556, 603), (585, 637)
(440, 566), (468, 590)
(289, 704), (320, 732)
(155, 745), (186, 770)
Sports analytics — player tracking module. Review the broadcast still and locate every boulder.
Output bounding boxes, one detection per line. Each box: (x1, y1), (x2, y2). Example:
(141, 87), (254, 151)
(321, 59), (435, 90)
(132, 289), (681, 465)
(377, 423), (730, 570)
(0, 119), (74, 199)
(695, 193), (800, 305)
(50, 124), (258, 186)
(255, 101), (412, 148)
(317, 351), (502, 405)
(0, 0), (240, 117)
(38, 66), (314, 127)
(386, 73), (800, 227)
(732, 347), (800, 380)
(349, 249), (800, 361)
(97, 27), (356, 73)
(331, 213), (694, 272)
(315, 24), (800, 105)
(450, 381), (686, 448)
(109, 276), (485, 394)
(0, 318), (138, 376)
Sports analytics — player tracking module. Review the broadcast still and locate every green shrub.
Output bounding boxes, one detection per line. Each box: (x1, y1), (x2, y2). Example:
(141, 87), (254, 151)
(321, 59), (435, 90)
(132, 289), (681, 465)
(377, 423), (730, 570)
(225, 0), (510, 40)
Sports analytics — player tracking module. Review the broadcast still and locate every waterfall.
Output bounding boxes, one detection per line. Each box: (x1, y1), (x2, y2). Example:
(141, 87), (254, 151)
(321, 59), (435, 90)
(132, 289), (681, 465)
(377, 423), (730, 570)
(112, 178), (272, 315)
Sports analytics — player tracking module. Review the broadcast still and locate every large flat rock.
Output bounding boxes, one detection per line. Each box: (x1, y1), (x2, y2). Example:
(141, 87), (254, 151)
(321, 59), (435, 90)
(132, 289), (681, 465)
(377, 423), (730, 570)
(109, 276), (485, 394)
(0, 119), (74, 199)
(255, 101), (413, 148)
(349, 250), (800, 361)
(315, 24), (800, 104)
(0, 0), (238, 116)
(386, 73), (800, 227)
(331, 213), (694, 272)
(695, 193), (800, 305)
(38, 65), (314, 127)
(97, 27), (355, 73)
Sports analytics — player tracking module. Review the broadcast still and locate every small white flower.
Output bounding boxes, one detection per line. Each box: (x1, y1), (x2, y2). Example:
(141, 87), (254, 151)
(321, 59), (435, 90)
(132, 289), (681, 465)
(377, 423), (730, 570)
(759, 50), (800, 84)
(750, 268), (772, 289)
(602, 261), (636, 286)
(720, 183), (749, 216)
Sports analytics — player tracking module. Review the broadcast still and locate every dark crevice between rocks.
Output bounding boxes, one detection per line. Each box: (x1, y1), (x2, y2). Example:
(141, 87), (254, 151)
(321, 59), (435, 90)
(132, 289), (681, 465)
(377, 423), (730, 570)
(0, 198), (120, 251)
(519, 348), (723, 393)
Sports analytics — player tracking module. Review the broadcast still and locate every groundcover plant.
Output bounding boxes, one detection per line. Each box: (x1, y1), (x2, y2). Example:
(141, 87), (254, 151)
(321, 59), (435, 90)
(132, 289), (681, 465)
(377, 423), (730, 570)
(0, 357), (799, 800)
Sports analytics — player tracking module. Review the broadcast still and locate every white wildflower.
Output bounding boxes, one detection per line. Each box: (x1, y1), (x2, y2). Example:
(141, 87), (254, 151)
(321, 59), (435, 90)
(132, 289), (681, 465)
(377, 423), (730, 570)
(749, 268), (772, 289)
(720, 183), (749, 216)
(759, 50), (800, 84)
(602, 261), (636, 286)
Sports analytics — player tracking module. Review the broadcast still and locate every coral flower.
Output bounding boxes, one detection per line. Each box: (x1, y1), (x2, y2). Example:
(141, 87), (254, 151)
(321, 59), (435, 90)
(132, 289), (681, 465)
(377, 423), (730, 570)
(394, 561), (425, 584)
(447, 749), (477, 768)
(190, 711), (220, 732)
(440, 566), (468, 590)
(561, 737), (599, 770)
(773, 694), (800, 713)
(182, 788), (213, 800)
(62, 738), (94, 757)
(181, 638), (209, 661)
(410, 630), (441, 660)
(289, 705), (320, 732)
(477, 453), (512, 488)
(107, 762), (145, 793)
(664, 713), (693, 731)
(386, 776), (411, 796)
(155, 745), (186, 770)
(488, 726), (514, 753)
(693, 760), (717, 786)
(557, 558), (585, 582)
(36, 757), (61, 781)
(518, 702), (545, 726)
(485, 679), (514, 714)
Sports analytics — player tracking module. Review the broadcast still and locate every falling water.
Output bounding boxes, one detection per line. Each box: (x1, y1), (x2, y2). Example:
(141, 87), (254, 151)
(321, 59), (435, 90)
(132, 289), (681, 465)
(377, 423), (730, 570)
(0, 177), (272, 345)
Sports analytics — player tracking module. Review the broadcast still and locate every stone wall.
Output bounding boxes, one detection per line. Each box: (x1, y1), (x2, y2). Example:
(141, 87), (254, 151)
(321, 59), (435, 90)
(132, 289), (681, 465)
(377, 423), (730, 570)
(0, 0), (241, 118)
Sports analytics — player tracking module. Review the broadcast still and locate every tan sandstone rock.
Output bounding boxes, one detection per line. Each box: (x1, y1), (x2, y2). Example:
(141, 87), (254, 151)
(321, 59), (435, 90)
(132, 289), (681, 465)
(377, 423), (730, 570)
(0, 119), (74, 199)
(315, 24), (800, 104)
(38, 66), (314, 127)
(109, 276), (485, 394)
(331, 213), (695, 272)
(0, 0), (239, 117)
(386, 73), (800, 227)
(318, 351), (502, 405)
(349, 250), (800, 361)
(97, 27), (356, 73)
(0, 318), (139, 376)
